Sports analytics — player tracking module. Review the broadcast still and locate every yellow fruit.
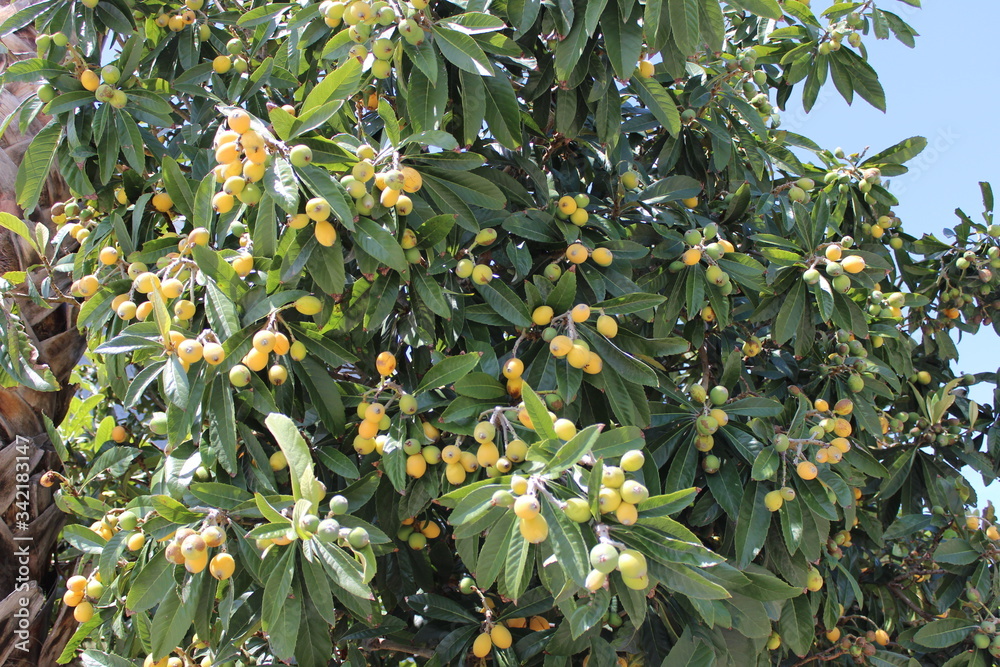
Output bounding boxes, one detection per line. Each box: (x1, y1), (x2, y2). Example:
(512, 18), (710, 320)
(682, 196), (699, 208)
(99, 247), (119, 265)
(513, 495), (540, 519)
(566, 243), (588, 263)
(805, 566), (824, 591)
(825, 627), (841, 642)
(503, 358), (524, 378)
(80, 69), (100, 91)
(764, 490), (783, 512)
(185, 551), (209, 574)
(553, 418), (576, 440)
(445, 462), (467, 485)
(583, 353), (603, 374)
(490, 624), (513, 649)
(67, 575), (88, 593)
(315, 220), (337, 247)
(797, 461), (818, 480)
(228, 110), (252, 134)
(833, 418), (852, 437)
(177, 339), (203, 363)
(532, 306), (554, 326)
(598, 488), (622, 513)
(401, 166), (422, 192)
(566, 344), (590, 369)
(232, 253), (253, 276)
(596, 315), (618, 337)
(376, 351), (396, 375)
(151, 192), (173, 212)
(476, 442), (500, 467)
(825, 245), (842, 261)
(472, 632), (493, 658)
(874, 629), (889, 646)
(842, 255), (866, 273)
(73, 601), (94, 622)
(591, 247), (613, 266)
(549, 335), (573, 357)
(967, 516), (981, 531)
(557, 196), (578, 215)
(406, 453), (427, 478)
(615, 502), (638, 525)
(209, 553), (235, 580)
(519, 515), (549, 543)
(571, 303), (591, 322)
(682, 247), (702, 265)
(253, 330), (276, 352)
(63, 589), (84, 607)
(529, 616), (549, 631)
(637, 59), (655, 77)
(987, 525), (1000, 541)
(288, 213), (310, 229)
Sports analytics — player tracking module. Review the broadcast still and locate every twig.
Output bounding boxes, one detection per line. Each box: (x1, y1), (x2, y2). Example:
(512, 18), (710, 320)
(887, 583), (937, 621)
(369, 639), (434, 659)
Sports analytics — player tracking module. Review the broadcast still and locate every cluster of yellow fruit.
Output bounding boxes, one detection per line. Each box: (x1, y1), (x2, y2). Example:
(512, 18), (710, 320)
(397, 516), (442, 550)
(565, 242), (614, 267)
(211, 110), (269, 214)
(78, 63), (128, 108)
(593, 450), (649, 526)
(672, 223), (736, 294)
(530, 304), (618, 375)
(585, 543), (650, 591)
(227, 329), (295, 386)
(776, 396), (857, 482)
(472, 621), (514, 657)
(50, 199), (99, 244)
(315, 0), (429, 71)
(801, 242), (868, 293)
(163, 524), (236, 580)
(965, 514), (1000, 542)
(62, 572), (104, 623)
(144, 654), (212, 667)
(155, 0), (207, 34)
(689, 384), (730, 454)
(555, 194), (591, 226)
(454, 228), (502, 284)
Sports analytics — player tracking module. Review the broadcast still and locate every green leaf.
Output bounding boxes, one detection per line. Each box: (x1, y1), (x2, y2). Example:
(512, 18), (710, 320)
(262, 549), (300, 660)
(778, 595), (815, 657)
(208, 377), (239, 475)
(14, 122), (60, 213)
(773, 280), (806, 346)
(407, 593), (479, 623)
(454, 372), (506, 399)
(0, 211), (39, 253)
(545, 424), (602, 475)
(522, 382), (558, 441)
(729, 0), (783, 19)
(432, 26), (493, 75)
(734, 482), (770, 568)
(668, 0), (700, 54)
(160, 155), (194, 220)
(475, 281), (533, 327)
(414, 352), (483, 395)
(151, 589), (194, 661)
(630, 76), (681, 136)
(265, 413), (314, 501)
(125, 556), (175, 613)
(264, 157), (299, 213)
(912, 618), (978, 649)
(352, 217), (409, 280)
(300, 58), (362, 119)
(934, 538), (979, 566)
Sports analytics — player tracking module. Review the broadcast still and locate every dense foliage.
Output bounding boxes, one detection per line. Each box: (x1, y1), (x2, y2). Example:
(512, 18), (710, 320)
(3, 0), (1000, 664)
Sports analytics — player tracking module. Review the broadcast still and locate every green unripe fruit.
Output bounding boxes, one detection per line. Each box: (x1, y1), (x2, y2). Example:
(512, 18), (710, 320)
(347, 527), (370, 549)
(847, 374), (865, 393)
(300, 514), (320, 533)
(589, 543), (619, 574)
(118, 511), (139, 531)
(683, 229), (703, 246)
(149, 411), (168, 435)
(229, 364), (252, 387)
(101, 65), (121, 84)
(316, 519), (340, 541)
(788, 186), (806, 202)
(803, 268), (821, 284)
(475, 228), (497, 245)
(974, 634), (992, 650)
(543, 263), (562, 281)
(773, 434), (790, 452)
(459, 576), (476, 594)
(289, 144), (313, 168)
(226, 38), (244, 55)
(709, 385), (729, 406)
(38, 84), (56, 102)
(563, 498), (591, 522)
(702, 454), (720, 473)
(329, 495), (349, 515)
(831, 274), (851, 293)
(455, 258), (474, 278)
(491, 489), (515, 507)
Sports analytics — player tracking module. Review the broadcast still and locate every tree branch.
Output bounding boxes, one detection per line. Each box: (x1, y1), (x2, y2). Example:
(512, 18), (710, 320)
(368, 639), (435, 659)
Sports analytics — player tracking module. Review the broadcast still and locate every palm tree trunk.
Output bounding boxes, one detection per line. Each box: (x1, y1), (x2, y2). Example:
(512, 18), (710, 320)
(1, 3), (89, 664)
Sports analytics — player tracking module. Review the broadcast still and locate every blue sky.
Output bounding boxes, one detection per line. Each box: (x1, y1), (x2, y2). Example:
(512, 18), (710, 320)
(783, 1), (999, 504)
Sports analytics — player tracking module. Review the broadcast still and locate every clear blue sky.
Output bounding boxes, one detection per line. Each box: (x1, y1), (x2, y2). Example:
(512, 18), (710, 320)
(783, 1), (999, 505)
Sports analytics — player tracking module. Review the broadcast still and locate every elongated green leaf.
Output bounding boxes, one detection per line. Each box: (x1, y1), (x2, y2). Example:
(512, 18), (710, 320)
(14, 123), (59, 213)
(414, 352), (483, 395)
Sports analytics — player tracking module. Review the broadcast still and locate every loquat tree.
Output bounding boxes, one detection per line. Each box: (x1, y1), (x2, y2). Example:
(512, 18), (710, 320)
(1, 0), (1000, 665)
